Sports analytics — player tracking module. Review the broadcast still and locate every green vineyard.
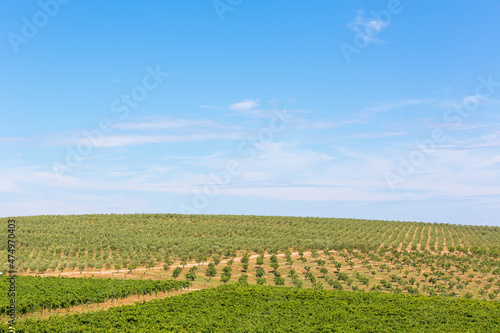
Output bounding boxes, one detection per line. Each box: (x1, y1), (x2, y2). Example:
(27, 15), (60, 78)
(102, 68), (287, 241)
(0, 276), (189, 315)
(1, 284), (499, 332)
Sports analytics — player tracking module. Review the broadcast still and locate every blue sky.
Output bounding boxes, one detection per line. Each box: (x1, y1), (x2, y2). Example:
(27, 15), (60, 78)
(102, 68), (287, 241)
(1, 0), (500, 226)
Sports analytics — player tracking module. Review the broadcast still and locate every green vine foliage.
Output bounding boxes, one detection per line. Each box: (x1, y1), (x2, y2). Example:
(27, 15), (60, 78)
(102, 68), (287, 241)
(0, 276), (189, 314)
(2, 284), (499, 332)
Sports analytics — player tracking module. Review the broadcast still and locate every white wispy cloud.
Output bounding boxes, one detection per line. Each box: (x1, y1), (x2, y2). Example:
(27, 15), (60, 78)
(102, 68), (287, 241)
(3, 136), (500, 221)
(35, 116), (249, 147)
(113, 118), (222, 131)
(366, 99), (428, 112)
(0, 165), (70, 192)
(347, 132), (408, 138)
(91, 132), (245, 147)
(438, 94), (488, 109)
(461, 133), (500, 149)
(294, 118), (365, 130)
(0, 137), (25, 145)
(199, 105), (222, 110)
(348, 9), (389, 44)
(229, 99), (259, 111)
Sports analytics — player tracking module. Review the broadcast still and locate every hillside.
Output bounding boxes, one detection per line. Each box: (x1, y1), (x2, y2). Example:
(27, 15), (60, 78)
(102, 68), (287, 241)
(2, 214), (499, 275)
(2, 214), (500, 330)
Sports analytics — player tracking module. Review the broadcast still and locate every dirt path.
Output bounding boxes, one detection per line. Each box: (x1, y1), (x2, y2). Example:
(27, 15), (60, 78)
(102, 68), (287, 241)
(391, 226), (403, 249)
(34, 252), (311, 278)
(439, 225), (451, 251)
(447, 227), (456, 248)
(455, 226), (467, 247)
(13, 251), (319, 320)
(426, 224), (432, 250)
(2, 288), (203, 322)
(402, 224), (413, 250)
(377, 225), (392, 250)
(434, 225), (439, 249)
(409, 224), (418, 249)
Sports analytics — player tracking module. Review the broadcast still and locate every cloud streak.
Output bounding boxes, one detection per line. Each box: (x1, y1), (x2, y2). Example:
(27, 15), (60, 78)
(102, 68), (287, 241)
(113, 118), (223, 131)
(82, 132), (246, 147)
(347, 132), (408, 139)
(348, 9), (389, 44)
(229, 99), (259, 111)
(366, 99), (428, 112)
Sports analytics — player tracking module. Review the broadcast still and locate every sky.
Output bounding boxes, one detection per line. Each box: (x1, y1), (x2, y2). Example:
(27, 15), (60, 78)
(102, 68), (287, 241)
(1, 0), (500, 226)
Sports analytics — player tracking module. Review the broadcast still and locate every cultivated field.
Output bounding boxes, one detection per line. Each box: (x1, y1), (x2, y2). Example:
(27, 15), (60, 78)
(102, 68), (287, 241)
(1, 214), (499, 331)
